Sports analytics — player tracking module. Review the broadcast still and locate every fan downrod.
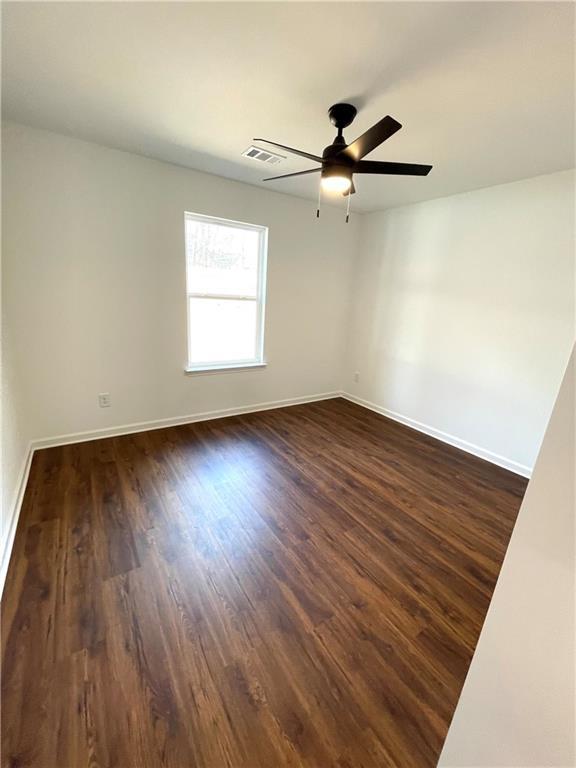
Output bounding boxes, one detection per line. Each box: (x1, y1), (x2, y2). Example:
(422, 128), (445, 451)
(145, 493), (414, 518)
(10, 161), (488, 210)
(328, 103), (357, 131)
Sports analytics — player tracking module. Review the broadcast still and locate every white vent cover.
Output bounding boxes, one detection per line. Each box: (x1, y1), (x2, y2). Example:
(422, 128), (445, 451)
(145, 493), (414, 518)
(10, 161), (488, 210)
(242, 146), (285, 165)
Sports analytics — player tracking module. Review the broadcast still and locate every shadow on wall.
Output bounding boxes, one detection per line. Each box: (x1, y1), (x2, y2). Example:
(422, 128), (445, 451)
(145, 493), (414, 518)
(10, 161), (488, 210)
(347, 170), (575, 471)
(369, 203), (456, 413)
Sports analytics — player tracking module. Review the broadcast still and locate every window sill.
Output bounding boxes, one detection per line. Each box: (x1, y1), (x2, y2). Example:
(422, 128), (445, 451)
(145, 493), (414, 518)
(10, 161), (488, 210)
(184, 362), (267, 376)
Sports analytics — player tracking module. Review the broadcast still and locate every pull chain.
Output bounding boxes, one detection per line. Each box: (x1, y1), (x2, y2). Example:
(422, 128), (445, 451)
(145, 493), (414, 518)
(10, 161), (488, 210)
(316, 181), (322, 218)
(345, 187), (351, 223)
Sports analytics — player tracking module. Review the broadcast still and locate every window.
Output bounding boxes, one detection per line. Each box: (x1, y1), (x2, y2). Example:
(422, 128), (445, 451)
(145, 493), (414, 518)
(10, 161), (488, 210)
(184, 212), (268, 372)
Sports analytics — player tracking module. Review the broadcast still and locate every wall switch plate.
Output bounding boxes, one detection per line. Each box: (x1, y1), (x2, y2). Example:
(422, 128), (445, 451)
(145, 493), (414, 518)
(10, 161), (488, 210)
(353, 372), (360, 383)
(98, 392), (111, 408)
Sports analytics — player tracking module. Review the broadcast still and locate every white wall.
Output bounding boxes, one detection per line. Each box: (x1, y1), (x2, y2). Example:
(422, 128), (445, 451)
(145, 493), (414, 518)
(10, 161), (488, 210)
(2, 121), (357, 443)
(345, 170), (575, 474)
(1, 258), (32, 589)
(439, 347), (575, 767)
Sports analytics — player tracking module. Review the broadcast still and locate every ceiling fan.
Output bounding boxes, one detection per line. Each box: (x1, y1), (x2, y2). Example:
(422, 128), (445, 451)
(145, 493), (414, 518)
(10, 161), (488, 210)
(254, 103), (432, 219)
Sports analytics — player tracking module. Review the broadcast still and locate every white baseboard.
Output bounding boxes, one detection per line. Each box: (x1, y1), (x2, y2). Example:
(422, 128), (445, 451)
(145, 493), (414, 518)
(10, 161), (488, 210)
(0, 442), (34, 598)
(1, 388), (529, 598)
(31, 391), (340, 451)
(1, 391), (340, 598)
(340, 392), (532, 479)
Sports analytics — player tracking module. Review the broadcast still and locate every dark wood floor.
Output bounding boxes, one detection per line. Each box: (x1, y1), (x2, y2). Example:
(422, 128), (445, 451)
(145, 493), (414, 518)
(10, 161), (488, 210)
(1, 398), (527, 768)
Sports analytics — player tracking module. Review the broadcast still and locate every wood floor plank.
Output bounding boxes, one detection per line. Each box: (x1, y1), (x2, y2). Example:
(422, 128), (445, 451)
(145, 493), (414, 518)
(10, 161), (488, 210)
(1, 398), (527, 767)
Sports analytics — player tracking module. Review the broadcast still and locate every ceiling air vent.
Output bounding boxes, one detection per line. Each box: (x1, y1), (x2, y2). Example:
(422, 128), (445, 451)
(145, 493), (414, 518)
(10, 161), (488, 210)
(242, 146), (285, 165)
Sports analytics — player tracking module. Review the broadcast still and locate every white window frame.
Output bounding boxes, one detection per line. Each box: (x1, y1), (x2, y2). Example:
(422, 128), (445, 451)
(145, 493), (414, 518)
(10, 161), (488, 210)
(184, 211), (268, 374)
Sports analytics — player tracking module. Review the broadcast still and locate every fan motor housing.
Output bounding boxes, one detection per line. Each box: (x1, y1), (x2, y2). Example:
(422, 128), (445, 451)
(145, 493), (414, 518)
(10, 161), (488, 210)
(322, 141), (354, 165)
(328, 103), (358, 130)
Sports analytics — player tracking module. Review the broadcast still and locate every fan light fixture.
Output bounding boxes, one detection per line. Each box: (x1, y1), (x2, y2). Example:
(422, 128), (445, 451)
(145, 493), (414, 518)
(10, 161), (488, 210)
(321, 174), (351, 193)
(320, 163), (353, 194)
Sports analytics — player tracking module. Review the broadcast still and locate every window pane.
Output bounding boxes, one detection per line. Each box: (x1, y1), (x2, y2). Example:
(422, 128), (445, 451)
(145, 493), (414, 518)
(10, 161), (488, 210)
(186, 218), (260, 297)
(188, 297), (258, 364)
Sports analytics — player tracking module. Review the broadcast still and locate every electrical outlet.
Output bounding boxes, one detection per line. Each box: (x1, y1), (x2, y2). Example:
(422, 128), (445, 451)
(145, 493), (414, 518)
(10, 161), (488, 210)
(353, 372), (360, 383)
(98, 392), (111, 408)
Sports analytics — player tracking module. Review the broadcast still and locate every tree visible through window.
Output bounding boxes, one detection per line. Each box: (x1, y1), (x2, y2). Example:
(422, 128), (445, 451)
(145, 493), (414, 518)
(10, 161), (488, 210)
(185, 212), (268, 370)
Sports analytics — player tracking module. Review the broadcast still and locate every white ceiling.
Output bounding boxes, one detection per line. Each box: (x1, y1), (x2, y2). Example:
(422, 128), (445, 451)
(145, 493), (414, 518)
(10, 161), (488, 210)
(2, 2), (574, 212)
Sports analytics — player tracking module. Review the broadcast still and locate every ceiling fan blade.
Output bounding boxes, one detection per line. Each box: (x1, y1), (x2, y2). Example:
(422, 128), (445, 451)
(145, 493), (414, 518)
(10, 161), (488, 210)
(354, 160), (432, 176)
(338, 116), (402, 162)
(253, 138), (323, 163)
(263, 168), (322, 182)
(343, 181), (356, 196)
